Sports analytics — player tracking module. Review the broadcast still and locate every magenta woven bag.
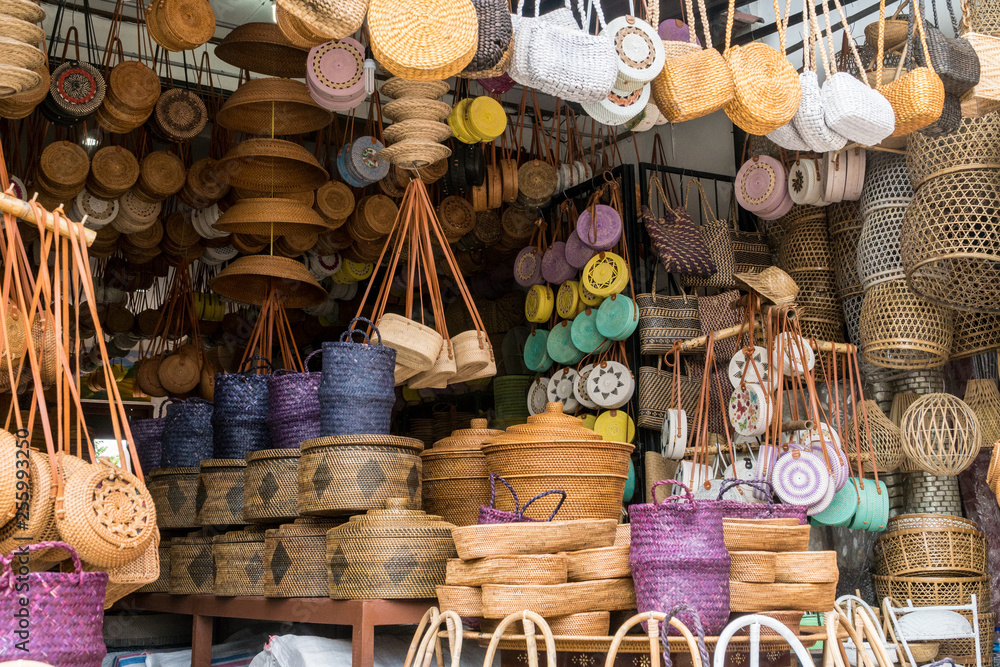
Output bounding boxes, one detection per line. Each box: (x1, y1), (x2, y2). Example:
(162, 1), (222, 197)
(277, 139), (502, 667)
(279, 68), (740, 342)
(478, 473), (567, 524)
(629, 480), (730, 635)
(1, 541), (108, 666)
(713, 479), (809, 523)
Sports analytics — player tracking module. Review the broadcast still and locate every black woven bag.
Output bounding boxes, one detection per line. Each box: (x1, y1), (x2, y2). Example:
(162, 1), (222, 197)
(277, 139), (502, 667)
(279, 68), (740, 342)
(912, 0), (980, 96)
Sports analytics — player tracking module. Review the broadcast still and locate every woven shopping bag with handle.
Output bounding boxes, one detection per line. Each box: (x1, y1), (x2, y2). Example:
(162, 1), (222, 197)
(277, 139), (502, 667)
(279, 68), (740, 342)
(0, 542), (108, 665)
(642, 161), (716, 278)
(788, 0), (848, 152)
(637, 274), (700, 355)
(682, 184), (769, 289)
(912, 0), (980, 96)
(479, 474), (567, 524)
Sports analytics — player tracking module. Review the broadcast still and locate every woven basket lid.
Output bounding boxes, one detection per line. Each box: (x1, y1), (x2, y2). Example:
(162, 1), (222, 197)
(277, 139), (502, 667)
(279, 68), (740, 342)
(489, 402), (608, 445)
(307, 37), (365, 99)
(159, 0), (216, 50)
(106, 60), (160, 112)
(154, 88), (208, 141)
(217, 138), (329, 193)
(0, 0), (45, 23)
(276, 516), (346, 537)
(140, 150), (186, 197)
(214, 22), (309, 78)
(186, 157), (230, 200)
(214, 197), (330, 236)
(148, 466), (199, 479)
(210, 254), (326, 308)
(246, 447), (301, 463)
(329, 498), (455, 540)
(214, 526), (268, 544)
(367, 0), (478, 80)
(199, 458), (248, 470)
(380, 77), (450, 100)
(426, 418), (502, 453)
(39, 140), (89, 188)
(173, 531), (214, 545)
(300, 433), (425, 454)
(217, 77), (332, 136)
(89, 145), (139, 193)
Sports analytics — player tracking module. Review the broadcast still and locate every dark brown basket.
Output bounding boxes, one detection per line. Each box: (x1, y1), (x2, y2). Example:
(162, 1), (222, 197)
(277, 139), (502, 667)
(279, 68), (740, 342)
(168, 532), (215, 594)
(213, 528), (268, 596)
(243, 448), (300, 524)
(195, 459), (247, 527)
(146, 467), (200, 529)
(263, 517), (345, 597)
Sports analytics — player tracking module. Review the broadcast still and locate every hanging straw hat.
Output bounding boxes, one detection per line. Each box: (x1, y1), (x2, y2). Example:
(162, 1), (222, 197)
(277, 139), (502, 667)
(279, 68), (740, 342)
(216, 77), (332, 136)
(214, 197), (331, 236)
(380, 77), (449, 100)
(367, 0), (478, 81)
(0, 15), (43, 46)
(210, 254), (326, 308)
(0, 63), (40, 100)
(275, 0), (367, 41)
(214, 23), (309, 78)
(734, 266), (800, 305)
(216, 137), (329, 193)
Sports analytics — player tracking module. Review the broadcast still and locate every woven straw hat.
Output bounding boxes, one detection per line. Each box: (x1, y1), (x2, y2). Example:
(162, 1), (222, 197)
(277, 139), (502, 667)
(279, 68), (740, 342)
(275, 0), (366, 41)
(383, 98), (452, 123)
(217, 138), (329, 193)
(0, 15), (44, 46)
(214, 197), (330, 236)
(735, 266), (799, 305)
(367, 0), (478, 81)
(214, 23), (309, 78)
(216, 77), (332, 136)
(381, 77), (449, 100)
(0, 36), (43, 70)
(210, 254), (326, 308)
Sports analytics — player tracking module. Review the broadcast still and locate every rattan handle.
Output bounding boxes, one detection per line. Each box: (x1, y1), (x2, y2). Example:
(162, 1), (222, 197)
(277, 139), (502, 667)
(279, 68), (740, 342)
(3, 541), (84, 583)
(650, 479), (697, 507)
(488, 473), (521, 515)
(519, 490), (567, 521)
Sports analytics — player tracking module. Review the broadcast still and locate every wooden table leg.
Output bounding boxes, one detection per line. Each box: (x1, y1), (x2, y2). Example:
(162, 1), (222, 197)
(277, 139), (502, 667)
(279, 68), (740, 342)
(191, 614), (214, 667)
(352, 602), (377, 667)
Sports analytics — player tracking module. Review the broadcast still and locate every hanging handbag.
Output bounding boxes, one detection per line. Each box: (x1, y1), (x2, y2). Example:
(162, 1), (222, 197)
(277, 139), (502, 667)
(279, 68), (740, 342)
(525, 0), (619, 103)
(507, 0), (579, 87)
(722, 0), (801, 135)
(683, 186), (770, 289)
(821, 0), (896, 145)
(638, 355), (701, 432)
(643, 158), (716, 277)
(789, 0), (848, 152)
(767, 1), (821, 151)
(912, 0), (980, 96)
(638, 269), (701, 355)
(650, 0), (734, 122)
(876, 0), (946, 137)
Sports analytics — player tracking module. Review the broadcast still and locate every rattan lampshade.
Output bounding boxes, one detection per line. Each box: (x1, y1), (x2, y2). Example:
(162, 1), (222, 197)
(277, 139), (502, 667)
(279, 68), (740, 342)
(214, 22), (309, 78)
(216, 77), (332, 136)
(900, 393), (982, 476)
(214, 197), (331, 236)
(210, 254), (326, 308)
(216, 138), (329, 193)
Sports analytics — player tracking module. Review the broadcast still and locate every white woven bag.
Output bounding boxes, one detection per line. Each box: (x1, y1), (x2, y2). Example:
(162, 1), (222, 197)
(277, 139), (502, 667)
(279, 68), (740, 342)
(508, 0), (580, 87)
(526, 0), (619, 103)
(792, 0), (847, 152)
(821, 0), (895, 145)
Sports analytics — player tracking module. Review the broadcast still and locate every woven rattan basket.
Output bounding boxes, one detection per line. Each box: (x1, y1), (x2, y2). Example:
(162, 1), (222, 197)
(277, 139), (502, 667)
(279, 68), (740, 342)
(965, 379), (1000, 447)
(729, 551), (778, 583)
(147, 467), (200, 529)
(722, 519), (810, 552)
(875, 514), (987, 577)
(951, 312), (1000, 360)
(565, 545), (630, 582)
(452, 519), (617, 560)
(906, 114), (1000, 191)
(213, 527), (268, 596)
(479, 612), (611, 637)
(445, 554), (568, 586)
(858, 206), (907, 290)
(243, 448), (300, 524)
(481, 579), (636, 618)
(729, 581), (837, 612)
(195, 459), (247, 527)
(827, 200), (863, 298)
(773, 551), (838, 583)
(937, 612), (995, 667)
(779, 209), (833, 273)
(860, 279), (954, 370)
(872, 575), (991, 611)
(298, 434), (423, 516)
(859, 151), (914, 218)
(436, 585), (483, 616)
(168, 532), (215, 594)
(326, 498), (457, 599)
(899, 393), (982, 476)
(901, 168), (1000, 313)
(843, 400), (905, 473)
(421, 419), (501, 527)
(264, 517), (344, 597)
(137, 540), (172, 593)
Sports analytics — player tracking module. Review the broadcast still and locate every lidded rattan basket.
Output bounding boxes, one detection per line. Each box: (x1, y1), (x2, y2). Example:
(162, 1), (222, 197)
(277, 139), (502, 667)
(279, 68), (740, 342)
(481, 402), (633, 521)
(145, 467), (200, 529)
(243, 448), (300, 524)
(264, 517), (345, 597)
(421, 418), (503, 527)
(195, 458), (247, 527)
(213, 527), (268, 596)
(168, 531), (215, 595)
(326, 498), (457, 600)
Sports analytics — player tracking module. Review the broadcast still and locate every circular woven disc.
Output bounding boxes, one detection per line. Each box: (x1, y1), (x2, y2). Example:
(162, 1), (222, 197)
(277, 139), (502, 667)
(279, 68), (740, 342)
(772, 450), (830, 506)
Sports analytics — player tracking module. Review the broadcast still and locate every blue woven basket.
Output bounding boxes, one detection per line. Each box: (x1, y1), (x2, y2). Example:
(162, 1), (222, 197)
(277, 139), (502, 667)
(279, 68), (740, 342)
(161, 398), (214, 468)
(212, 358), (270, 459)
(128, 400), (169, 474)
(319, 317), (396, 436)
(268, 350), (322, 449)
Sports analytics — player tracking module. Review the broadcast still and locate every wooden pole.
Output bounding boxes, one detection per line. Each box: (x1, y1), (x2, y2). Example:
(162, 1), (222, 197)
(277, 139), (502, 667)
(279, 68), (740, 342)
(0, 191), (96, 246)
(675, 321), (856, 355)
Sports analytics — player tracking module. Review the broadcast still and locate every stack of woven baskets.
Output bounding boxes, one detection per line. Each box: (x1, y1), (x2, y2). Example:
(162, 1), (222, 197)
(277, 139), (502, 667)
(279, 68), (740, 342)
(379, 77), (453, 169)
(421, 419), (503, 527)
(776, 205), (845, 342)
(873, 514), (992, 667)
(859, 151), (955, 370)
(827, 199), (864, 345)
(724, 517), (838, 614)
(438, 519), (633, 634)
(96, 60), (161, 134)
(0, 0), (47, 120)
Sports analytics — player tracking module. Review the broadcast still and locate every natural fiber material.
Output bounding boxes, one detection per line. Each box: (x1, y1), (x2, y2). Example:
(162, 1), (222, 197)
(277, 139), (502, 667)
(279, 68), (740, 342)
(269, 367), (321, 449)
(452, 519), (617, 560)
(0, 450), (53, 559)
(724, 43), (802, 135)
(85, 530), (162, 609)
(194, 459), (247, 526)
(243, 448), (300, 524)
(860, 279), (954, 370)
(137, 541), (172, 593)
(264, 518), (343, 597)
(565, 545), (630, 581)
(901, 168), (1000, 313)
(436, 585), (483, 616)
(326, 499), (457, 599)
(219, 78), (333, 135)
(729, 581), (836, 612)
(210, 255), (326, 308)
(637, 293), (700, 355)
(859, 151), (914, 218)
(906, 114), (1000, 190)
(828, 200), (864, 297)
(169, 532), (215, 594)
(722, 518), (811, 552)
(161, 398), (214, 467)
(212, 370), (270, 459)
(900, 393), (982, 475)
(843, 400), (905, 473)
(964, 379), (1000, 446)
(214, 23), (309, 78)
(367, 0), (478, 80)
(875, 514), (987, 577)
(872, 574), (991, 611)
(772, 551), (838, 583)
(951, 311), (1000, 360)
(779, 209), (833, 273)
(298, 435), (423, 515)
(213, 528), (268, 596)
(857, 206), (907, 290)
(729, 551), (777, 583)
(319, 321), (396, 435)
(146, 467), (199, 529)
(445, 554), (568, 586)
(129, 414), (165, 475)
(217, 138), (328, 194)
(481, 579), (636, 618)
(421, 419), (499, 527)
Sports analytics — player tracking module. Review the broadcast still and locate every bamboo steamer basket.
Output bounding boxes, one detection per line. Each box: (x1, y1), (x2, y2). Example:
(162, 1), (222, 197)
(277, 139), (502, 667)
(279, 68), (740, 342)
(264, 517), (345, 597)
(874, 514), (987, 577)
(169, 531), (215, 594)
(722, 518), (810, 552)
(445, 554), (568, 586)
(325, 498), (457, 599)
(243, 448), (300, 524)
(298, 434), (423, 516)
(481, 402), (633, 521)
(729, 581), (837, 612)
(565, 545), (630, 582)
(194, 458), (247, 527)
(481, 578), (636, 618)
(452, 519), (617, 560)
(729, 551), (777, 583)
(421, 418), (502, 527)
(437, 585), (483, 616)
(146, 467), (200, 529)
(213, 527), (268, 596)
(773, 551), (839, 583)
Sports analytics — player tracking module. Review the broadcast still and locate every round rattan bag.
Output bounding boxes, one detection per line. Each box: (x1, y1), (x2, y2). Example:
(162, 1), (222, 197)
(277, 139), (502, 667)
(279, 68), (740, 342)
(723, 38), (801, 136)
(56, 459), (158, 569)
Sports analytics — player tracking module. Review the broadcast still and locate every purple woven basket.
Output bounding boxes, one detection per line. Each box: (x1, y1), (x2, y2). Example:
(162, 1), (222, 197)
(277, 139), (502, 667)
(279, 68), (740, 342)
(711, 479), (809, 523)
(128, 400), (169, 475)
(0, 541), (108, 666)
(478, 473), (567, 524)
(268, 350), (322, 449)
(629, 480), (731, 636)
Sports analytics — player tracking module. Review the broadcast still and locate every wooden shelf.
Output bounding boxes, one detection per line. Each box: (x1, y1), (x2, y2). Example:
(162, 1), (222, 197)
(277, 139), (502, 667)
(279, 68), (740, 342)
(121, 593), (436, 667)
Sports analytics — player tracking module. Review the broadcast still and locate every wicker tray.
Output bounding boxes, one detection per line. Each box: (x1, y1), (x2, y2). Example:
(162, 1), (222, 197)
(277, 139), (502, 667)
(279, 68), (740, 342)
(481, 578), (636, 618)
(445, 554), (568, 586)
(243, 448), (300, 524)
(452, 520), (618, 560)
(729, 581), (837, 612)
(722, 519), (810, 552)
(565, 546), (630, 582)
